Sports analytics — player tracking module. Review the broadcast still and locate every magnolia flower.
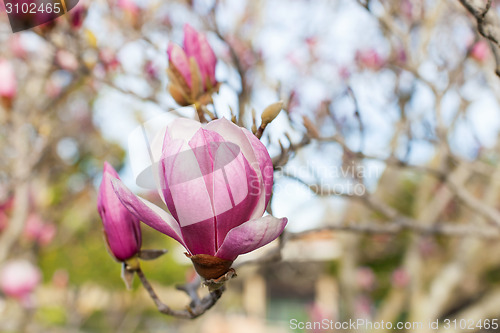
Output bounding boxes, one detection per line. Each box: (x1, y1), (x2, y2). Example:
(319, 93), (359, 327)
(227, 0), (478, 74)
(98, 162), (142, 262)
(167, 24), (218, 106)
(0, 260), (41, 303)
(111, 118), (287, 279)
(0, 59), (17, 101)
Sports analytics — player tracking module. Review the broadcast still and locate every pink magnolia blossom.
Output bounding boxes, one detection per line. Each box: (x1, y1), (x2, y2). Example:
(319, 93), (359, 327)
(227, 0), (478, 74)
(110, 118), (287, 278)
(0, 260), (41, 302)
(167, 24), (217, 90)
(98, 162), (142, 262)
(0, 59), (17, 100)
(470, 40), (489, 62)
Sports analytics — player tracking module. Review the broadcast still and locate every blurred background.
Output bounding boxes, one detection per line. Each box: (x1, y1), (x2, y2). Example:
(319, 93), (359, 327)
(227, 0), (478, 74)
(2, 0), (500, 332)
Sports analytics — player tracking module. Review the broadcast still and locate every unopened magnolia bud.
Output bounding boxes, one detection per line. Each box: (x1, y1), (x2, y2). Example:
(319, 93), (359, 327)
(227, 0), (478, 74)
(261, 101), (283, 125)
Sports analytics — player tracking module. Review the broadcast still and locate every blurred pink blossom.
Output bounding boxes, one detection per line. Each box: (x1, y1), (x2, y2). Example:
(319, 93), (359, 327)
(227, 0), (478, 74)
(144, 60), (159, 80)
(117, 0), (140, 16)
(70, 5), (87, 30)
(23, 214), (56, 246)
(99, 48), (121, 72)
(470, 40), (490, 62)
(0, 59), (17, 100)
(355, 49), (385, 70)
(9, 35), (27, 58)
(356, 267), (376, 291)
(56, 50), (79, 72)
(0, 260), (41, 304)
(392, 268), (410, 288)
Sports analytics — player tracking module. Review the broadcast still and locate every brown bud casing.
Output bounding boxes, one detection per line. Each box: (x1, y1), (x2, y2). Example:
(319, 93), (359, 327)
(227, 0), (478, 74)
(261, 101), (283, 125)
(186, 253), (233, 280)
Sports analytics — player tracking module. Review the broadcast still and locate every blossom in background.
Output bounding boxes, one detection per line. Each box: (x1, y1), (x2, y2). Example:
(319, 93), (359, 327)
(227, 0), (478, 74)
(0, 59), (17, 105)
(391, 268), (410, 288)
(356, 267), (376, 291)
(9, 35), (27, 59)
(355, 49), (385, 70)
(110, 118), (287, 279)
(56, 50), (79, 72)
(0, 260), (41, 305)
(23, 214), (56, 246)
(98, 162), (142, 262)
(70, 5), (87, 30)
(167, 24), (218, 106)
(470, 40), (489, 62)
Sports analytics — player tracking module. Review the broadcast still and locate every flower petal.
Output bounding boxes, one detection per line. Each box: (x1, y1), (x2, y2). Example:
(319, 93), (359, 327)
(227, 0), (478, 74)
(205, 118), (273, 219)
(159, 134), (217, 255)
(198, 34), (217, 86)
(211, 140), (260, 249)
(110, 176), (187, 249)
(215, 216), (287, 261)
(167, 42), (192, 88)
(242, 129), (274, 213)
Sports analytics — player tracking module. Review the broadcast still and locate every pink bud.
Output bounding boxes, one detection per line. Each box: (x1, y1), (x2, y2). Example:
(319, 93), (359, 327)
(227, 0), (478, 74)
(470, 40), (489, 62)
(0, 59), (17, 99)
(0, 260), (41, 302)
(98, 162), (142, 262)
(167, 24), (218, 92)
(110, 118), (287, 279)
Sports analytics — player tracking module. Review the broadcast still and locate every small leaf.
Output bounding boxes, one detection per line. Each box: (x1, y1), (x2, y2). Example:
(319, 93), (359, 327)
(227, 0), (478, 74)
(138, 249), (168, 261)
